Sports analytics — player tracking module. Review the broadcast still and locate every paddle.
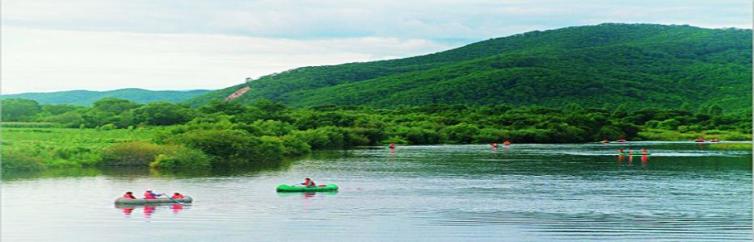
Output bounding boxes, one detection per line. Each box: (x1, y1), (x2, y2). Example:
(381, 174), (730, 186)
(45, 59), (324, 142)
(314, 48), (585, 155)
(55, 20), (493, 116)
(160, 193), (186, 205)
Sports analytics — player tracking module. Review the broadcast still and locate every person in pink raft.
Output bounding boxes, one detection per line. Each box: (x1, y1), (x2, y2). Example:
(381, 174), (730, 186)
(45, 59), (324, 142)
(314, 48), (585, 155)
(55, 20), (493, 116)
(144, 190), (161, 199)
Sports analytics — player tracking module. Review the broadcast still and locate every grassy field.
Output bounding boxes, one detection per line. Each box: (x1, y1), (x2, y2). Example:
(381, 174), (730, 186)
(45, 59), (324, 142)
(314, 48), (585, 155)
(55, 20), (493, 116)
(2, 127), (166, 170)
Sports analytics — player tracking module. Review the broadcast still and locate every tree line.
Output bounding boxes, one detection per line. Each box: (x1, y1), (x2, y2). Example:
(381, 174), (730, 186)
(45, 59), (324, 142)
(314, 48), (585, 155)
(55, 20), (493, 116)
(2, 97), (750, 171)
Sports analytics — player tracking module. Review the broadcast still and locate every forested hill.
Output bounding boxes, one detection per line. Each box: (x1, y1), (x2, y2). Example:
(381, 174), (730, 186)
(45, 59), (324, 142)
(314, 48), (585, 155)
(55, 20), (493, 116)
(188, 23), (752, 112)
(2, 88), (210, 105)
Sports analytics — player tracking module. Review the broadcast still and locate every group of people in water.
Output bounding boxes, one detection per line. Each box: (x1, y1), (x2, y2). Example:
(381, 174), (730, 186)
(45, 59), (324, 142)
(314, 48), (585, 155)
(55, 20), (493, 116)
(490, 140), (512, 148)
(121, 190), (185, 200)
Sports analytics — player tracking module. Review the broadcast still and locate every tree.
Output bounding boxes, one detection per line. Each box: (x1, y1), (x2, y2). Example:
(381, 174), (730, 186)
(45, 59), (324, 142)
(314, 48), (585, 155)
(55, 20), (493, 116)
(706, 104), (724, 116)
(132, 102), (196, 126)
(1, 99), (42, 121)
(92, 98), (139, 114)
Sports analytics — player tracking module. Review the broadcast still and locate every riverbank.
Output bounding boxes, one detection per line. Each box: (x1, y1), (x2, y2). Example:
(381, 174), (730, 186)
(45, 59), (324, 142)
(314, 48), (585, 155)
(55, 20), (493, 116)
(3, 125), (751, 174)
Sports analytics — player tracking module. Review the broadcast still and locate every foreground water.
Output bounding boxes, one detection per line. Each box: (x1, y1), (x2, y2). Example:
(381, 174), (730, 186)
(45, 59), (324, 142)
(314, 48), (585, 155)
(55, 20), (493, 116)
(2, 142), (751, 241)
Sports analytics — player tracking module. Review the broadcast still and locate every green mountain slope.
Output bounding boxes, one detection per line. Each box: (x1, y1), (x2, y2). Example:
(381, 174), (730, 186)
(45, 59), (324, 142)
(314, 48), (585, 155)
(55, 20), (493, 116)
(2, 88), (210, 105)
(189, 23), (751, 111)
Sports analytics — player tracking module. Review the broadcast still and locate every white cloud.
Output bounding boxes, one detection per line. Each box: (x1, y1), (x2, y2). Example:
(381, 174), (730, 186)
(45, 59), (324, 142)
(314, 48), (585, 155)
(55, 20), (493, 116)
(1, 27), (451, 93)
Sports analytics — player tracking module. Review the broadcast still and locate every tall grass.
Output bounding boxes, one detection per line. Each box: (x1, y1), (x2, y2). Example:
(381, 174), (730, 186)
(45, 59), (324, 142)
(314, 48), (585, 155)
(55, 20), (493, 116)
(2, 127), (163, 171)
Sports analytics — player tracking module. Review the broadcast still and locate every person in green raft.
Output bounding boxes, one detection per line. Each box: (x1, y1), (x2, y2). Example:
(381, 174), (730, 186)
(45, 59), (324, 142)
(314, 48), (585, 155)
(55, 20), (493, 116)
(301, 178), (317, 187)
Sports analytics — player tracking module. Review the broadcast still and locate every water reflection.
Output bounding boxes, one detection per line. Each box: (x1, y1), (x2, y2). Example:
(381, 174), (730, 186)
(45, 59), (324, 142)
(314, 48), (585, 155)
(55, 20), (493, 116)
(143, 205), (156, 218)
(276, 191), (338, 199)
(121, 207), (134, 216)
(171, 203), (184, 214)
(115, 204), (187, 218)
(3, 159), (295, 181)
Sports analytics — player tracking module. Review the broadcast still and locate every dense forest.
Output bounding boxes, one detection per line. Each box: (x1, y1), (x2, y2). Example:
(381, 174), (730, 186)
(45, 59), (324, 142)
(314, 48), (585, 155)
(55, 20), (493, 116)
(189, 23), (751, 111)
(3, 97), (750, 172)
(1, 88), (209, 105)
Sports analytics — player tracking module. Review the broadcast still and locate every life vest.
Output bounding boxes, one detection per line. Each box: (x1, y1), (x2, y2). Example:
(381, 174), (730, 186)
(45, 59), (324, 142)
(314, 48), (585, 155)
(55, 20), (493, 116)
(172, 194), (184, 199)
(304, 180), (316, 187)
(123, 194), (136, 199)
(144, 192), (157, 199)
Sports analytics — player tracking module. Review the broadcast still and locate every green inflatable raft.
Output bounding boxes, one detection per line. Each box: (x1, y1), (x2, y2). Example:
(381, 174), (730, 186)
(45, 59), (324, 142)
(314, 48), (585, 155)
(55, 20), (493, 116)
(276, 184), (339, 192)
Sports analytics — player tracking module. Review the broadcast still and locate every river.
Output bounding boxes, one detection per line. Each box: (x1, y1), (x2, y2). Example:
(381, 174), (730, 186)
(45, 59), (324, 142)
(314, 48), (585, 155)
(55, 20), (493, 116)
(2, 142), (751, 241)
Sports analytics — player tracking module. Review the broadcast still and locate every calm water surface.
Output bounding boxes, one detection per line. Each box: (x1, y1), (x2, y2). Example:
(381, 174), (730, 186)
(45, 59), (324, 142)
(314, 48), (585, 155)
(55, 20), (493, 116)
(2, 142), (751, 241)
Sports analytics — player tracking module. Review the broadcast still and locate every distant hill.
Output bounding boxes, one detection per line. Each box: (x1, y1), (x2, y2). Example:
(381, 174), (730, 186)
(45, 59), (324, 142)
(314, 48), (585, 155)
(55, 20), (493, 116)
(2, 88), (211, 105)
(188, 23), (752, 111)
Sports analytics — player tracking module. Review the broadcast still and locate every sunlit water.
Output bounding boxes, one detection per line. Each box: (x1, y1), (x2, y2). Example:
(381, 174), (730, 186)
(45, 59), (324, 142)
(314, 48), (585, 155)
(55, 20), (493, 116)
(2, 142), (751, 241)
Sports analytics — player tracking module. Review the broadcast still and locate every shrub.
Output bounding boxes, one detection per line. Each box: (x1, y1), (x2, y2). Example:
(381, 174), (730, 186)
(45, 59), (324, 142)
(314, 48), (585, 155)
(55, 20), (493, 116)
(442, 123), (479, 143)
(54, 147), (91, 160)
(249, 120), (295, 136)
(99, 123), (117, 130)
(596, 125), (624, 140)
(291, 127), (346, 149)
(382, 136), (409, 145)
(150, 145), (211, 170)
(474, 128), (507, 143)
(720, 132), (751, 141)
(100, 141), (163, 166)
(644, 120), (659, 128)
(255, 136), (285, 162)
(2, 149), (46, 172)
(131, 102), (196, 126)
(658, 119), (680, 130)
(280, 134), (311, 156)
(508, 128), (551, 143)
(173, 129), (266, 167)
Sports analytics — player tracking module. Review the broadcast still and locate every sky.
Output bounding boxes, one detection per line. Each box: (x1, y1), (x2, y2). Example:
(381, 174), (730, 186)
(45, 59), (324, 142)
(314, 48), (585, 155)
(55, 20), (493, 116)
(1, 0), (751, 94)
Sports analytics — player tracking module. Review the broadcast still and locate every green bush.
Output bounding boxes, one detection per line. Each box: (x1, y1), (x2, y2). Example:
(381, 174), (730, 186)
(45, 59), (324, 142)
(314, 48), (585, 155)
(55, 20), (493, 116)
(474, 128), (507, 143)
(249, 120), (295, 136)
(255, 136), (285, 162)
(99, 123), (117, 130)
(596, 125), (624, 140)
(508, 128), (551, 143)
(442, 123), (480, 143)
(100, 141), (163, 166)
(291, 127), (346, 149)
(390, 127), (441, 144)
(280, 134), (312, 156)
(2, 149), (46, 172)
(658, 118), (680, 130)
(173, 129), (266, 167)
(54, 147), (91, 160)
(42, 111), (85, 128)
(720, 132), (750, 141)
(150, 145), (210, 170)
(382, 136), (409, 144)
(131, 102), (196, 126)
